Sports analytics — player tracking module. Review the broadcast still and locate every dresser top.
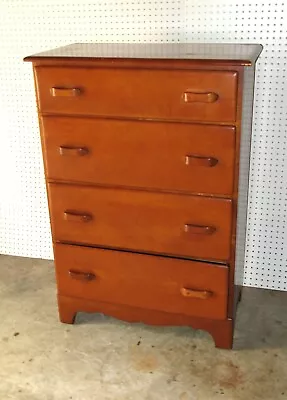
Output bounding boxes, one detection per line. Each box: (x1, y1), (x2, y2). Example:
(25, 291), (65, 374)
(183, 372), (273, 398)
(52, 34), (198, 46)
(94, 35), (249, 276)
(24, 43), (263, 66)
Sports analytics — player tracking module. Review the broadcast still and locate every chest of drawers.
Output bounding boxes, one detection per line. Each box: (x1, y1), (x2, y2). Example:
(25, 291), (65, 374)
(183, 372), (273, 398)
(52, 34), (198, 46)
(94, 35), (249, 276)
(25, 43), (262, 349)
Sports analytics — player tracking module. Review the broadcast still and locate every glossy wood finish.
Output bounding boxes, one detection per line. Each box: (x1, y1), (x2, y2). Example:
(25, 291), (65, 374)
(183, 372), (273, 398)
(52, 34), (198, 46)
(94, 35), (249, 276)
(42, 117), (236, 195)
(55, 244), (228, 320)
(24, 42), (263, 66)
(48, 184), (232, 261)
(25, 43), (263, 349)
(35, 67), (238, 122)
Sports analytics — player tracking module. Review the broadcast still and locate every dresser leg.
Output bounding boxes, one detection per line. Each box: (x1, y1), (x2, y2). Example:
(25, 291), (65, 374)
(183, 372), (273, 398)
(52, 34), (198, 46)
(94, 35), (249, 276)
(57, 295), (77, 324)
(209, 319), (234, 349)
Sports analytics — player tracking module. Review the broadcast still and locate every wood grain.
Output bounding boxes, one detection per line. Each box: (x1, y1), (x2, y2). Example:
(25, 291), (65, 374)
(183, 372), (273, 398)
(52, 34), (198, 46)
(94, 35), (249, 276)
(55, 243), (228, 320)
(48, 184), (233, 262)
(41, 117), (236, 196)
(26, 43), (262, 349)
(35, 67), (238, 122)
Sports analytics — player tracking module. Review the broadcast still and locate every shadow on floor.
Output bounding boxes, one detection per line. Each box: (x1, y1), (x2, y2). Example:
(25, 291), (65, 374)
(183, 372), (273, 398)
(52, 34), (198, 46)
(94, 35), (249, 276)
(76, 287), (287, 351)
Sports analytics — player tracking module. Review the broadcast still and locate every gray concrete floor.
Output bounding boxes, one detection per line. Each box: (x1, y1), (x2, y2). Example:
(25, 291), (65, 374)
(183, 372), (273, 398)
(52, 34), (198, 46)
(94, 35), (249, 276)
(0, 254), (286, 400)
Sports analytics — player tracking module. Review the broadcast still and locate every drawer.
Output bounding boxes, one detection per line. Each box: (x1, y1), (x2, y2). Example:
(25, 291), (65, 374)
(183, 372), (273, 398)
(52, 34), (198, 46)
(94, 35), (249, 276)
(54, 243), (228, 320)
(42, 117), (236, 196)
(35, 67), (238, 122)
(48, 184), (232, 261)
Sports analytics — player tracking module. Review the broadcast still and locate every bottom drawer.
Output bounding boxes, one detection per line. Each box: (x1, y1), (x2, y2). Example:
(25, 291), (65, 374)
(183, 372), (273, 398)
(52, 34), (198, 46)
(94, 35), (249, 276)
(54, 244), (229, 320)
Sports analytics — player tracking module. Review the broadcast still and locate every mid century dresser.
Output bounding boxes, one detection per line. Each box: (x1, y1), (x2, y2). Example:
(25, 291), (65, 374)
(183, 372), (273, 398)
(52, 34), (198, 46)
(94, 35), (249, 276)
(25, 43), (262, 349)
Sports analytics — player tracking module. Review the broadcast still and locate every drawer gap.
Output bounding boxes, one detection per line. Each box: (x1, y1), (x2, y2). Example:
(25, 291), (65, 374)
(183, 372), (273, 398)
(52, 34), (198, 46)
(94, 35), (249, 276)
(56, 240), (229, 267)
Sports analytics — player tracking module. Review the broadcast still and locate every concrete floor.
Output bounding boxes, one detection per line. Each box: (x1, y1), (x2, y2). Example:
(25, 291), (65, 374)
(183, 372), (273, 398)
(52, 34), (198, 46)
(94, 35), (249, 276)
(0, 255), (286, 400)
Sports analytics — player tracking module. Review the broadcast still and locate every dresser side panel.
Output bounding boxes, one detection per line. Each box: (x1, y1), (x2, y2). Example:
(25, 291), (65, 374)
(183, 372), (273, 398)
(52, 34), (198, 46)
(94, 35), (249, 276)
(235, 66), (256, 286)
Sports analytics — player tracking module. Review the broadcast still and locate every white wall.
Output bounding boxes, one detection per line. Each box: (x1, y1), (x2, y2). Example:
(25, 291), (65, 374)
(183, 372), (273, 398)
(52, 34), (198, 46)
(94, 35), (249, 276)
(0, 0), (286, 291)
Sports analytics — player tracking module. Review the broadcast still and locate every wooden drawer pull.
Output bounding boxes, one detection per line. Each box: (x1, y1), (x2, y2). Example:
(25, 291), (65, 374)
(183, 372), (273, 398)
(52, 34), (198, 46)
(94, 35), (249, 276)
(59, 146), (89, 156)
(64, 211), (92, 223)
(50, 87), (81, 97)
(185, 154), (218, 167)
(184, 224), (216, 235)
(180, 287), (213, 299)
(183, 91), (219, 103)
(69, 270), (96, 281)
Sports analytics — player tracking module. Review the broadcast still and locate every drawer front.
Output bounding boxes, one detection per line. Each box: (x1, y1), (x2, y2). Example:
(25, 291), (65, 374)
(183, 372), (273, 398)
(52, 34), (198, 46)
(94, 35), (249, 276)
(35, 67), (238, 122)
(42, 117), (235, 196)
(48, 184), (232, 261)
(55, 244), (228, 320)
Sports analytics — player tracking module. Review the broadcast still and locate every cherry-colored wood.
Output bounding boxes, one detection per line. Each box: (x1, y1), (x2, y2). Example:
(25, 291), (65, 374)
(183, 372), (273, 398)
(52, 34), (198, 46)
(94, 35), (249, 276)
(34, 67), (238, 122)
(23, 42), (263, 67)
(55, 243), (228, 320)
(50, 87), (81, 97)
(68, 270), (96, 281)
(183, 224), (216, 235)
(57, 296), (77, 324)
(63, 210), (93, 223)
(179, 287), (212, 299)
(59, 146), (89, 156)
(57, 294), (234, 349)
(184, 154), (219, 168)
(25, 43), (263, 349)
(183, 91), (218, 103)
(48, 184), (232, 262)
(41, 117), (235, 196)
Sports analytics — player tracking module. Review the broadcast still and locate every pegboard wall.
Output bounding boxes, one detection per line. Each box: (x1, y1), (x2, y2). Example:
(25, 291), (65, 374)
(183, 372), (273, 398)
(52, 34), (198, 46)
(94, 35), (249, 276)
(0, 0), (286, 291)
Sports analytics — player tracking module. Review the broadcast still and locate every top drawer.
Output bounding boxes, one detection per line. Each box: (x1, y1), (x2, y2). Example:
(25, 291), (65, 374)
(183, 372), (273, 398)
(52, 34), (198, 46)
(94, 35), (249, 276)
(34, 67), (238, 123)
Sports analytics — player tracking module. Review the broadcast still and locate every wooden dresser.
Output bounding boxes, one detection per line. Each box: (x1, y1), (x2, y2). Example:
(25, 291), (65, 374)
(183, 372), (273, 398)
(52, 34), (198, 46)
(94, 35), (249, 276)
(25, 43), (262, 349)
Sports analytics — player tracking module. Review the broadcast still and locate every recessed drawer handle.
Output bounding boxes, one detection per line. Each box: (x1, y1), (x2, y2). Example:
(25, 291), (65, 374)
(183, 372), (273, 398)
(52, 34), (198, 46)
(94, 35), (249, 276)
(185, 154), (218, 167)
(183, 91), (219, 103)
(50, 87), (81, 97)
(180, 287), (213, 299)
(64, 211), (92, 223)
(184, 224), (216, 235)
(69, 270), (96, 281)
(59, 146), (89, 156)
